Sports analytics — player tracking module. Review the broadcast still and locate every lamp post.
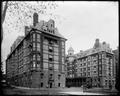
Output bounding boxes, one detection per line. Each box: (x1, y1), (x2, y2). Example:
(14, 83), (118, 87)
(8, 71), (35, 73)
(47, 81), (49, 95)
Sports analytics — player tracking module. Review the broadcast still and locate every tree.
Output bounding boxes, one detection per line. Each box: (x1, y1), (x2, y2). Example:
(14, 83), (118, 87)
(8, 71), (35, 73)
(1, 1), (59, 45)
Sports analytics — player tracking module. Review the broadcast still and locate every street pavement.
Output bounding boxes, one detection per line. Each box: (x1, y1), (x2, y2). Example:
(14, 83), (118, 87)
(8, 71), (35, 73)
(2, 86), (117, 95)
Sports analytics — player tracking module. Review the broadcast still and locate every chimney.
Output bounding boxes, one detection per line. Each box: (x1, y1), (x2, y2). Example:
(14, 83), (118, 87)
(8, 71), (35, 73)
(103, 41), (106, 45)
(94, 38), (100, 48)
(25, 26), (29, 35)
(95, 38), (99, 43)
(33, 12), (38, 26)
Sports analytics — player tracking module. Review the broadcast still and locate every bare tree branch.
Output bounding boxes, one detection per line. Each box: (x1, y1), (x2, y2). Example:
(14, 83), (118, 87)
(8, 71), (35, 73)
(2, 1), (8, 24)
(2, 1), (61, 45)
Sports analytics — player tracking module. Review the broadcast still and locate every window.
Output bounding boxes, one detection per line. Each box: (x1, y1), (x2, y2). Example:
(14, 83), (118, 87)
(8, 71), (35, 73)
(94, 66), (96, 69)
(99, 61), (102, 65)
(88, 72), (90, 76)
(62, 65), (64, 72)
(37, 54), (40, 61)
(41, 82), (43, 87)
(88, 67), (90, 71)
(43, 59), (48, 62)
(54, 60), (59, 64)
(43, 38), (48, 44)
(54, 40), (58, 46)
(99, 54), (102, 59)
(36, 62), (40, 69)
(112, 80), (114, 85)
(49, 46), (53, 52)
(40, 73), (44, 79)
(54, 52), (59, 55)
(109, 73), (111, 76)
(49, 46), (53, 49)
(62, 48), (64, 54)
(37, 43), (40, 51)
(49, 63), (53, 68)
(49, 55), (53, 62)
(49, 74), (53, 79)
(80, 73), (82, 76)
(102, 54), (105, 58)
(80, 64), (82, 66)
(87, 62), (90, 65)
(83, 68), (86, 71)
(62, 41), (65, 46)
(43, 45), (48, 50)
(33, 55), (36, 60)
(33, 62), (36, 68)
(54, 55), (59, 61)
(33, 34), (36, 41)
(43, 62), (48, 69)
(43, 54), (48, 59)
(84, 72), (86, 76)
(105, 80), (107, 83)
(33, 42), (36, 47)
(54, 47), (58, 52)
(84, 63), (86, 66)
(54, 64), (58, 70)
(62, 57), (64, 64)
(58, 75), (61, 80)
(33, 42), (36, 51)
(49, 40), (53, 45)
(37, 34), (40, 42)
(58, 83), (60, 87)
(110, 59), (112, 64)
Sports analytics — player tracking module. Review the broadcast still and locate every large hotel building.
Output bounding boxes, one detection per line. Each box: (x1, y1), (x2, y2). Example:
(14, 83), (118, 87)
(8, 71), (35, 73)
(66, 39), (116, 89)
(6, 13), (67, 88)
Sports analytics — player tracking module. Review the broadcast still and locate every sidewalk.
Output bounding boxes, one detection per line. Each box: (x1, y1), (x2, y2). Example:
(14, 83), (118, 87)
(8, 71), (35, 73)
(11, 85), (40, 90)
(84, 87), (119, 95)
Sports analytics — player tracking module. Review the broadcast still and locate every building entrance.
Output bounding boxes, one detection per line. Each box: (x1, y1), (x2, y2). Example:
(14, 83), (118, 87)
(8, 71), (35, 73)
(50, 83), (52, 88)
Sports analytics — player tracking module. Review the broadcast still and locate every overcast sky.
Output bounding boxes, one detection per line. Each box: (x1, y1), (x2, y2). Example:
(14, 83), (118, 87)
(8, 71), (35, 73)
(2, 1), (118, 73)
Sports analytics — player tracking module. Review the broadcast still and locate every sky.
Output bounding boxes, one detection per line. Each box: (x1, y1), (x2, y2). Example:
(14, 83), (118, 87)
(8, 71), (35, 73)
(2, 1), (118, 73)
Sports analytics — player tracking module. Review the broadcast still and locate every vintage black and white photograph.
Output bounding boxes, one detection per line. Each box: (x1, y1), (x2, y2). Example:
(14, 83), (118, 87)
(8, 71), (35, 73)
(1, 1), (119, 95)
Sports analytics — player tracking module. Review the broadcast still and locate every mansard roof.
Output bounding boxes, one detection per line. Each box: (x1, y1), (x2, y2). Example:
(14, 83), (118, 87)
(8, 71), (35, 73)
(33, 19), (66, 40)
(76, 39), (113, 58)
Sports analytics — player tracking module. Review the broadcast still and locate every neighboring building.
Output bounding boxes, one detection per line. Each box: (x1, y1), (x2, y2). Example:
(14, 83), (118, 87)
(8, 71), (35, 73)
(65, 47), (76, 78)
(65, 47), (78, 87)
(6, 13), (67, 88)
(66, 39), (115, 89)
(112, 47), (119, 90)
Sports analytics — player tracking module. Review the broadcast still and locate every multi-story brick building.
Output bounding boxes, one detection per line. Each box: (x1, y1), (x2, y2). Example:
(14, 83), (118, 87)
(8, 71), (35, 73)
(6, 13), (67, 88)
(66, 39), (115, 89)
(112, 47), (119, 90)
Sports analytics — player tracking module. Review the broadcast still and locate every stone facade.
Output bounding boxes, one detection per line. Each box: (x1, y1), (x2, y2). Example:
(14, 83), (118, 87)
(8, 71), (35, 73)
(66, 39), (116, 89)
(112, 47), (119, 90)
(6, 13), (67, 88)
